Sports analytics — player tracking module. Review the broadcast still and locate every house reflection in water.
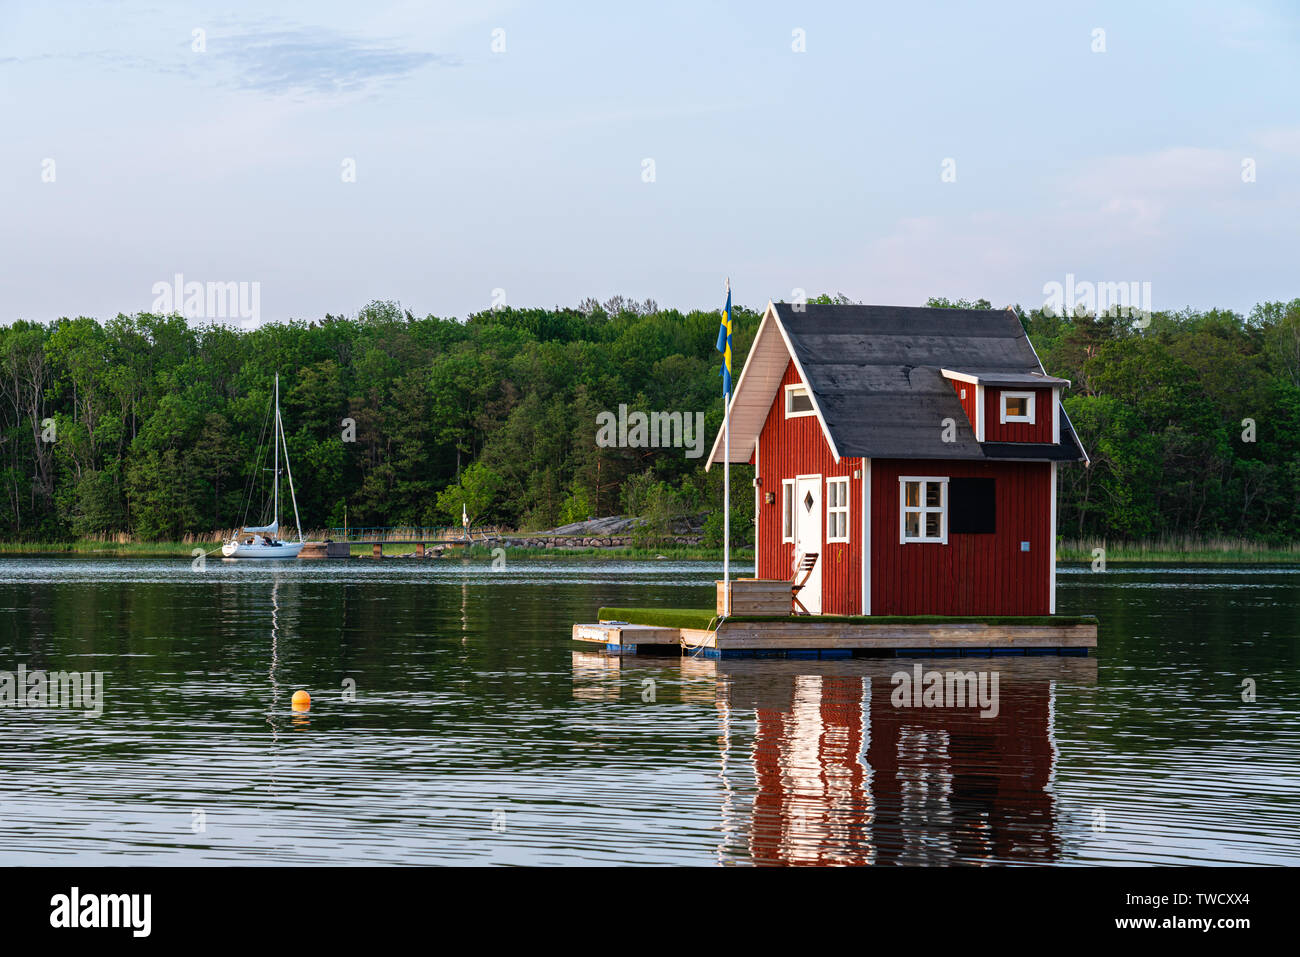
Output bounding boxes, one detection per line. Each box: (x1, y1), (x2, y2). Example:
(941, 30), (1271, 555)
(571, 653), (1096, 865)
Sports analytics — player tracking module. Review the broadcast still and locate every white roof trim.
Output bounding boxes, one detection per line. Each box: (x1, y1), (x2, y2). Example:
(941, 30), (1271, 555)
(1016, 308), (1091, 467)
(771, 305), (842, 462)
(705, 302), (778, 470)
(705, 301), (842, 469)
(939, 367), (1071, 388)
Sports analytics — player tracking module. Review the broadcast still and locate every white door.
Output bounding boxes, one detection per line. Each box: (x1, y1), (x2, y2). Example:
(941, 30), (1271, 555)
(794, 475), (822, 614)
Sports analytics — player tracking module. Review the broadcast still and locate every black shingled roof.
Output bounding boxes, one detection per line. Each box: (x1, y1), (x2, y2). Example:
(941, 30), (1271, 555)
(772, 303), (1086, 462)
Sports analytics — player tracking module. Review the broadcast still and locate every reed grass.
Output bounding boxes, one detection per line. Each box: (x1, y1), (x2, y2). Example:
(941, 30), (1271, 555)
(1058, 537), (1300, 563)
(7, 533), (1295, 564)
(0, 540), (220, 556)
(378, 543), (754, 561)
(0, 538), (753, 561)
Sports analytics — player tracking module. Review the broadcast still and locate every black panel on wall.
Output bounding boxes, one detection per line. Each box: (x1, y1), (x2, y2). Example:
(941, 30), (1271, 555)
(949, 478), (996, 534)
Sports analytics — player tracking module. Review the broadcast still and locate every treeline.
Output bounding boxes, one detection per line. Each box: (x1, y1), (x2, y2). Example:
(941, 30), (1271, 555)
(0, 299), (756, 545)
(1031, 300), (1300, 542)
(0, 296), (1297, 545)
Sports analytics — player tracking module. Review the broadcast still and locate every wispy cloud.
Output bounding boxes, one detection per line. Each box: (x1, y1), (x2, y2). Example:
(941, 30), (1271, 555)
(1064, 146), (1243, 235)
(209, 26), (454, 97)
(0, 23), (452, 99)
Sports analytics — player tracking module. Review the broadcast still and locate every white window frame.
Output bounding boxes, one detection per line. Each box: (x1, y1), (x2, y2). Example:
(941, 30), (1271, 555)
(1000, 390), (1035, 424)
(899, 476), (948, 544)
(784, 384), (816, 419)
(781, 479), (795, 542)
(826, 477), (850, 543)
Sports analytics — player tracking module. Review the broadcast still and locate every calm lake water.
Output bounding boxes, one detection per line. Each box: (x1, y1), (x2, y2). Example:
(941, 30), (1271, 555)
(0, 556), (1296, 865)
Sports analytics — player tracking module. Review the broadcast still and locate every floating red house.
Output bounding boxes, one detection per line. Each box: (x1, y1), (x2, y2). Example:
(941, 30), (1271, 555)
(707, 303), (1088, 617)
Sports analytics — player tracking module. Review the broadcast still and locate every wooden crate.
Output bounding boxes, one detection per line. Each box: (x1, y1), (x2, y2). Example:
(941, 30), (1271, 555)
(717, 579), (791, 616)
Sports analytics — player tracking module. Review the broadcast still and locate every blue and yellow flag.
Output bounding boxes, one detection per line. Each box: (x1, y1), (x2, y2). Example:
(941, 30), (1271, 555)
(715, 284), (732, 396)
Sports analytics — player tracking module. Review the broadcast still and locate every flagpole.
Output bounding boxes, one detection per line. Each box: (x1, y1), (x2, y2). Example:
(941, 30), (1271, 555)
(724, 379), (730, 590)
(723, 278), (731, 600)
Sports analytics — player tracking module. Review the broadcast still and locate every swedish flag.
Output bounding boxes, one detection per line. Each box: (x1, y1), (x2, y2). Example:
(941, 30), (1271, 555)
(715, 284), (732, 396)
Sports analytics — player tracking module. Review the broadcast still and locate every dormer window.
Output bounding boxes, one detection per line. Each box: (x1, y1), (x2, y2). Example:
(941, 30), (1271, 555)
(1000, 391), (1035, 424)
(784, 384), (815, 418)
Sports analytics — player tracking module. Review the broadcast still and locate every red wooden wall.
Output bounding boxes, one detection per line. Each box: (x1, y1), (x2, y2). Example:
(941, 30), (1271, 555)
(870, 458), (1052, 615)
(746, 674), (1057, 864)
(756, 361), (862, 615)
(983, 387), (1053, 443)
(749, 676), (868, 865)
(865, 675), (1058, 863)
(949, 378), (979, 431)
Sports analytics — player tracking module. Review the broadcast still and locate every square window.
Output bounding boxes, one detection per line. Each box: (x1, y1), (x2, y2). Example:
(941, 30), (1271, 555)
(1000, 391), (1035, 424)
(785, 385), (815, 418)
(899, 476), (947, 544)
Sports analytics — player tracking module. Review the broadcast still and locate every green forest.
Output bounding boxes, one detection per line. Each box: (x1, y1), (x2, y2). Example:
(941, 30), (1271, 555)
(1, 295), (1297, 547)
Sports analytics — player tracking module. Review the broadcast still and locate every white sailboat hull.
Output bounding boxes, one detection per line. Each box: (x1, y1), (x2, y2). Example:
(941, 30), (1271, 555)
(221, 540), (303, 559)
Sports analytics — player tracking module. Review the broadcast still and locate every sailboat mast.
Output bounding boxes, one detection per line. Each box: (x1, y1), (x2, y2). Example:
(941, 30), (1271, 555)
(280, 407), (304, 543)
(273, 373), (280, 532)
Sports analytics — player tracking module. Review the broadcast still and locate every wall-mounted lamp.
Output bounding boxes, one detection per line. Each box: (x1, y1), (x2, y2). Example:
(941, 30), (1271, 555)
(764, 491), (775, 504)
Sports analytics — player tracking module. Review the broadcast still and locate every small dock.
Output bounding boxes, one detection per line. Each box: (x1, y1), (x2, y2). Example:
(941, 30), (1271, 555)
(299, 540), (453, 558)
(299, 541), (351, 559)
(574, 607), (1098, 658)
(572, 623), (684, 653)
(295, 525), (507, 559)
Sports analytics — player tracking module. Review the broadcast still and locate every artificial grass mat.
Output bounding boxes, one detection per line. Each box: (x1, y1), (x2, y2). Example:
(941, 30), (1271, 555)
(596, 607), (1097, 630)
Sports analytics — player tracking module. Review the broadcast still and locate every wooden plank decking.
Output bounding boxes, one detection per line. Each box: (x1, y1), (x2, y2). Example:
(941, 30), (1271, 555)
(298, 541), (350, 559)
(708, 621), (1097, 651)
(573, 615), (1098, 657)
(573, 622), (681, 651)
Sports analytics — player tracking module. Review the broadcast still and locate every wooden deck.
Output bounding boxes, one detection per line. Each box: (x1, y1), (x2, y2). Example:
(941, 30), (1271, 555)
(297, 540), (460, 558)
(574, 615), (1097, 658)
(572, 648), (1100, 683)
(298, 541), (351, 559)
(572, 623), (681, 652)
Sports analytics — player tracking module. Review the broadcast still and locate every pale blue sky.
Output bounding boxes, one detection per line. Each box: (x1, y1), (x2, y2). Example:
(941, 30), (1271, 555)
(2, 0), (1298, 322)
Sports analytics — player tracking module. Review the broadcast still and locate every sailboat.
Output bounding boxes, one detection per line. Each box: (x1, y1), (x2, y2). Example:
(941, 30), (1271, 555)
(222, 374), (304, 559)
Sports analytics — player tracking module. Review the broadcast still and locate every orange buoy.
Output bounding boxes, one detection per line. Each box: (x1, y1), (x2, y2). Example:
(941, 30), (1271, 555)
(291, 689), (311, 711)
